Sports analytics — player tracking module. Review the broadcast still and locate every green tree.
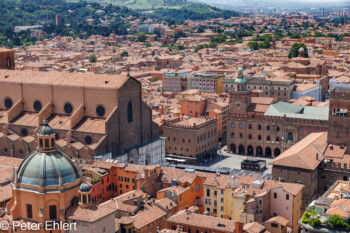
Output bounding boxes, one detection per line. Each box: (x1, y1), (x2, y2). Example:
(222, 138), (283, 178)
(144, 42), (152, 47)
(326, 214), (344, 229)
(151, 50), (155, 56)
(88, 54), (97, 63)
(137, 32), (146, 42)
(247, 41), (259, 50)
(197, 26), (205, 33)
(310, 218), (321, 227)
(120, 51), (128, 57)
(288, 43), (308, 58)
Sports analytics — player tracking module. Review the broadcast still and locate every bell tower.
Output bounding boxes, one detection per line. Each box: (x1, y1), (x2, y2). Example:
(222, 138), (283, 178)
(229, 67), (252, 114)
(328, 88), (350, 150)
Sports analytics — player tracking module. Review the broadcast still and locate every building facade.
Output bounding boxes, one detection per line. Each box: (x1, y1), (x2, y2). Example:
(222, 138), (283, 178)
(0, 69), (162, 164)
(163, 117), (218, 164)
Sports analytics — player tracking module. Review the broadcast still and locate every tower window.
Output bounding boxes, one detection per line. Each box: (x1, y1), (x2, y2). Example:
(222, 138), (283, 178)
(127, 102), (133, 123)
(27, 204), (33, 219)
(39, 139), (43, 147)
(6, 57), (10, 68)
(45, 139), (49, 148)
(49, 205), (57, 220)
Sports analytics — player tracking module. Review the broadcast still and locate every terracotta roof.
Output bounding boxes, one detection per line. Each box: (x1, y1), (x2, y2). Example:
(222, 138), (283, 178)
(243, 222), (266, 233)
(266, 216), (289, 226)
(0, 70), (129, 89)
(66, 204), (116, 222)
(167, 208), (236, 233)
(269, 132), (327, 170)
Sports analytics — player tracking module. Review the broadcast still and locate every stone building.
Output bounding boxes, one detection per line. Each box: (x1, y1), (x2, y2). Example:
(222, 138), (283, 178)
(188, 72), (224, 94)
(227, 69), (328, 157)
(163, 117), (218, 164)
(0, 69), (163, 164)
(162, 71), (189, 95)
(270, 88), (350, 209)
(224, 75), (295, 102)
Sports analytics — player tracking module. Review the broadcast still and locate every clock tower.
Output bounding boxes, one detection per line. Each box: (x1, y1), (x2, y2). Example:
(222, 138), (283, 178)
(229, 67), (252, 114)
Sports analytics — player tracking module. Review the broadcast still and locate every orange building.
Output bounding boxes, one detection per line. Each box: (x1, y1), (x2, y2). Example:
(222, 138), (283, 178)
(180, 95), (207, 117)
(4, 119), (82, 233)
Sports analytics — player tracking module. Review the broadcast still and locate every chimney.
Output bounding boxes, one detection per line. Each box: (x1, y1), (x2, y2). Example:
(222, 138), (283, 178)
(316, 153), (319, 160)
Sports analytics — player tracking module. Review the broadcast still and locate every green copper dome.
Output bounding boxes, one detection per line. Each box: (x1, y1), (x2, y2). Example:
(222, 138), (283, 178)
(79, 182), (91, 192)
(38, 118), (54, 136)
(17, 151), (80, 187)
(235, 78), (246, 83)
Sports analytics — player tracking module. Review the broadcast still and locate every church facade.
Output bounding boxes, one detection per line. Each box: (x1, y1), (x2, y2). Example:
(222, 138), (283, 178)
(0, 50), (164, 165)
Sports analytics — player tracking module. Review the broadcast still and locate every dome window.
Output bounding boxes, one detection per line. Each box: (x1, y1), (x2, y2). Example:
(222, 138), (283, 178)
(33, 100), (42, 112)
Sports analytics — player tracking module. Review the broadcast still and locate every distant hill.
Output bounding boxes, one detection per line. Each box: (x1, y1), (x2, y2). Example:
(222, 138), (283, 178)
(87, 0), (189, 9)
(86, 0), (240, 20)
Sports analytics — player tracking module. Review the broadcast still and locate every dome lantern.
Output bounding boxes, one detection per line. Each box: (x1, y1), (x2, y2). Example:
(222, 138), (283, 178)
(37, 118), (56, 152)
(79, 181), (92, 206)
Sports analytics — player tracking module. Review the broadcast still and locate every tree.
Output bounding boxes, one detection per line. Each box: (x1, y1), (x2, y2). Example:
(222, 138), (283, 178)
(151, 50), (155, 56)
(326, 214), (344, 229)
(137, 32), (146, 42)
(120, 51), (128, 57)
(144, 42), (152, 47)
(197, 26), (205, 33)
(88, 54), (97, 63)
(288, 43), (308, 58)
(310, 218), (321, 227)
(248, 41), (259, 50)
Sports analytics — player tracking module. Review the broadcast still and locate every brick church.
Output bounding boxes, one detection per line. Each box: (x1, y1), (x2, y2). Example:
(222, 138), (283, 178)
(0, 49), (164, 165)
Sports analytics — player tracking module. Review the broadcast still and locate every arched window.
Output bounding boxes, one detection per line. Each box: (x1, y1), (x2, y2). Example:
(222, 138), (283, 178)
(258, 135), (261, 140)
(288, 132), (293, 141)
(276, 126), (280, 131)
(248, 134), (252, 139)
(248, 124), (252, 129)
(267, 125), (270, 131)
(276, 137), (280, 142)
(6, 57), (10, 68)
(258, 125), (262, 130)
(127, 102), (133, 123)
(267, 136), (271, 141)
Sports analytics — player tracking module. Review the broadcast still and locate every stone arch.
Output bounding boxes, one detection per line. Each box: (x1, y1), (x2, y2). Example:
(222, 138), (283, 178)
(265, 147), (272, 157)
(256, 146), (263, 156)
(247, 145), (254, 156)
(274, 148), (281, 157)
(238, 145), (245, 155)
(230, 144), (236, 154)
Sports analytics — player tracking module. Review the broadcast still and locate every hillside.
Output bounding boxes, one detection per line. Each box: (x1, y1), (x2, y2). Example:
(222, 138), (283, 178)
(87, 0), (240, 20)
(87, 0), (188, 9)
